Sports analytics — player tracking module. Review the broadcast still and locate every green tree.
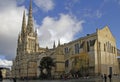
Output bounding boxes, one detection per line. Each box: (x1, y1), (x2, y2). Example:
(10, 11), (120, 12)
(39, 57), (55, 79)
(79, 53), (89, 76)
(72, 52), (89, 76)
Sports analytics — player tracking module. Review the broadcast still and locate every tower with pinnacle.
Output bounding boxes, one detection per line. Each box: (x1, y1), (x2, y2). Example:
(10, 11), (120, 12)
(17, 0), (39, 54)
(12, 0), (42, 78)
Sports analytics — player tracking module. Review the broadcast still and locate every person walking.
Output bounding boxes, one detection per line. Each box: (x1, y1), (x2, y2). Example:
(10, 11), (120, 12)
(13, 77), (16, 82)
(104, 74), (107, 82)
(108, 74), (112, 80)
(0, 70), (3, 81)
(108, 74), (112, 82)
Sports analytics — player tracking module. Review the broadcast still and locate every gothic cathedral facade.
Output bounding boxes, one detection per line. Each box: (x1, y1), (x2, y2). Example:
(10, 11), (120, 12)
(12, 0), (119, 79)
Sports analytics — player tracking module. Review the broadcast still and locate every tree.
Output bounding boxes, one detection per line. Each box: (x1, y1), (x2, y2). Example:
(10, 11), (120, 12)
(79, 52), (89, 76)
(39, 57), (55, 79)
(72, 52), (89, 77)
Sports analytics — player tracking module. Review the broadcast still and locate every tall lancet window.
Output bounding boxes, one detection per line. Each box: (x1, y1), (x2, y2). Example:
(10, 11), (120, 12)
(104, 44), (106, 52)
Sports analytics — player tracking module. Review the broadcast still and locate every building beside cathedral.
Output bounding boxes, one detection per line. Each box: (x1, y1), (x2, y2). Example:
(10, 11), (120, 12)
(12, 0), (119, 79)
(117, 49), (120, 74)
(63, 26), (119, 76)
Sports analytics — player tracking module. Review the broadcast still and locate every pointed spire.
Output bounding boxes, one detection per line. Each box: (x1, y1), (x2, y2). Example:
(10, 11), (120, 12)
(58, 39), (60, 46)
(21, 10), (26, 34)
(46, 46), (48, 50)
(18, 33), (21, 43)
(30, 0), (32, 9)
(27, 0), (34, 34)
(35, 29), (37, 37)
(35, 29), (39, 44)
(53, 41), (56, 49)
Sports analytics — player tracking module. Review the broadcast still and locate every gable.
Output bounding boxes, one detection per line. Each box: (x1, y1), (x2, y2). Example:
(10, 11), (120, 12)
(99, 26), (115, 41)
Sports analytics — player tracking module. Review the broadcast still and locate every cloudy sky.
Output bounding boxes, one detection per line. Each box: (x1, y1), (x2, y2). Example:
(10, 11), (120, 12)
(0, 0), (120, 68)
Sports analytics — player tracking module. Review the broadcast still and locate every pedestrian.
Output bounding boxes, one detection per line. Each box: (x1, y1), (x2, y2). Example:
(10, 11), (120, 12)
(13, 77), (16, 82)
(108, 74), (112, 80)
(0, 70), (3, 81)
(104, 74), (107, 82)
(101, 74), (104, 79)
(108, 74), (112, 82)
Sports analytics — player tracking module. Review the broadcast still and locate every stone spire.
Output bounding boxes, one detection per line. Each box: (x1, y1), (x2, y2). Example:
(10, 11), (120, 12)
(35, 29), (37, 37)
(46, 46), (48, 50)
(21, 11), (26, 36)
(58, 39), (60, 46)
(53, 41), (56, 49)
(27, 0), (34, 34)
(18, 33), (21, 44)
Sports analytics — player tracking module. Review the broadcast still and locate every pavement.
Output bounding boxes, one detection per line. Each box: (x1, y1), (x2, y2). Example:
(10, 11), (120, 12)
(1, 77), (120, 82)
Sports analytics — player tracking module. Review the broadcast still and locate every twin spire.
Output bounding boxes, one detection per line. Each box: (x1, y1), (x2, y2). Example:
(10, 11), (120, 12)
(21, 0), (34, 35)
(21, 11), (26, 35)
(27, 0), (34, 34)
(53, 40), (61, 49)
(21, 0), (61, 49)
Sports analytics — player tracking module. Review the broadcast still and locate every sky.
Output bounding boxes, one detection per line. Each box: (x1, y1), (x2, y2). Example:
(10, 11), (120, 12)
(0, 0), (120, 68)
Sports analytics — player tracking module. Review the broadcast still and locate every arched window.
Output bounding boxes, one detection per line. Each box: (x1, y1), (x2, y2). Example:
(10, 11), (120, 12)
(75, 43), (80, 54)
(104, 44), (106, 52)
(87, 41), (90, 52)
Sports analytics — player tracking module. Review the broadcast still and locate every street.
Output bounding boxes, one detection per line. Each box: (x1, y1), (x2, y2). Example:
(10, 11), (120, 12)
(1, 77), (120, 82)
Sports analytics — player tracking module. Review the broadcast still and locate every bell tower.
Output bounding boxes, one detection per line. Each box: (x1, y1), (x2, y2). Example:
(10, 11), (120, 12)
(17, 0), (39, 54)
(25, 0), (39, 53)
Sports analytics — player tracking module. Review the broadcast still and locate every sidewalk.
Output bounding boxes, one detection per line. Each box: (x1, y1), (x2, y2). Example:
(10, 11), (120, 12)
(1, 77), (120, 82)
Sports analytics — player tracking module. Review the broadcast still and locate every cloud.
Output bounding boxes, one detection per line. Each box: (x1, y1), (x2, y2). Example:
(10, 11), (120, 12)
(38, 14), (84, 48)
(116, 0), (120, 5)
(65, 0), (103, 20)
(16, 0), (25, 5)
(96, 10), (102, 18)
(65, 0), (80, 14)
(0, 0), (26, 60)
(83, 9), (103, 19)
(103, 0), (120, 5)
(33, 0), (54, 12)
(0, 59), (12, 69)
(0, 0), (84, 68)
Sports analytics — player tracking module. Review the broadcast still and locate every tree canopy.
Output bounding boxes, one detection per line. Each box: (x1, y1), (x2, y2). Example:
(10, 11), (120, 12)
(39, 56), (55, 79)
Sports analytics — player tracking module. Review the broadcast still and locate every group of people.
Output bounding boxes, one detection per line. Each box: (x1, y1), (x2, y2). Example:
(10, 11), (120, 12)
(102, 74), (112, 82)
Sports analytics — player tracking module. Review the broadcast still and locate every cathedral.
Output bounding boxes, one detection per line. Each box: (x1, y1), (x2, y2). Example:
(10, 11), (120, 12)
(11, 0), (65, 79)
(12, 0), (119, 79)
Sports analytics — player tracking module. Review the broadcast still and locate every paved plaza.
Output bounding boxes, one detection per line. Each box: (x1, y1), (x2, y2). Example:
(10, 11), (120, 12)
(1, 77), (120, 82)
